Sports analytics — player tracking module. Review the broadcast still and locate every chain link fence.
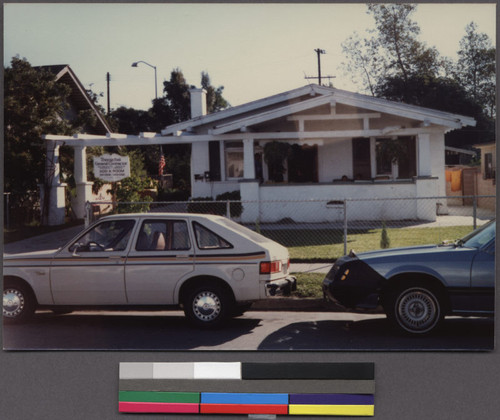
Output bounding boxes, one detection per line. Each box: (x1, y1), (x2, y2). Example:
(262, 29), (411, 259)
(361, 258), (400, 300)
(87, 195), (495, 261)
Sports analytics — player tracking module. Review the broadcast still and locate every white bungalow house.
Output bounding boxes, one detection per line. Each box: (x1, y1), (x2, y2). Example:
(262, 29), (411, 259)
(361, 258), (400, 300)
(44, 84), (476, 225)
(162, 84), (476, 223)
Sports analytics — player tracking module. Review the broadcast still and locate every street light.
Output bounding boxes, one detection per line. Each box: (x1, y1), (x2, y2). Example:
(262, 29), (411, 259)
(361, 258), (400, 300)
(131, 60), (158, 99)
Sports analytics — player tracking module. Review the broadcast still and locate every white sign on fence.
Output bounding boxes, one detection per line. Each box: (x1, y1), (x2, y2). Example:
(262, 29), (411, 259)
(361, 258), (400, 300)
(93, 154), (130, 182)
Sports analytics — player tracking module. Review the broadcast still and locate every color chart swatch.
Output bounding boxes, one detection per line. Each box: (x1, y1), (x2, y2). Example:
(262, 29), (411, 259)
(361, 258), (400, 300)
(119, 362), (375, 416)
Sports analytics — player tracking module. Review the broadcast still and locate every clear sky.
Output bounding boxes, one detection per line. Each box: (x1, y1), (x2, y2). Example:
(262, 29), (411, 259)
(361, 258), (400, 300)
(4, 3), (496, 111)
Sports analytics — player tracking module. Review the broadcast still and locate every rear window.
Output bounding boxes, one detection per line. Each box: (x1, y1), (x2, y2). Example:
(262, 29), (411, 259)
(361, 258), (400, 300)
(193, 222), (233, 250)
(216, 217), (269, 244)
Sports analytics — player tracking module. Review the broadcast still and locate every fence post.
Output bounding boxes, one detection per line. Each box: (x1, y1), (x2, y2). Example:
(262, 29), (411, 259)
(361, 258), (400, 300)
(343, 199), (348, 256)
(85, 201), (91, 228)
(4, 192), (10, 229)
(472, 196), (477, 230)
(226, 200), (231, 219)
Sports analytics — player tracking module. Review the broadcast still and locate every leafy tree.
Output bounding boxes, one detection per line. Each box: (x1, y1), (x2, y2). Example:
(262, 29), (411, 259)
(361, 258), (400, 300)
(455, 22), (496, 118)
(341, 32), (381, 96)
(343, 4), (443, 97)
(110, 69), (230, 198)
(5, 58), (71, 196)
(201, 71), (230, 113)
(162, 68), (193, 122)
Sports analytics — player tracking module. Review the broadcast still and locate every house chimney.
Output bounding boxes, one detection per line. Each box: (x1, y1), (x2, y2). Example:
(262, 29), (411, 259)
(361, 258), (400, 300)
(189, 88), (207, 118)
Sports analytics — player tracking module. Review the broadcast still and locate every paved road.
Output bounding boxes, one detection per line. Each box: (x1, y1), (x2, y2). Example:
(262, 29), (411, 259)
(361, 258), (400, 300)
(3, 310), (493, 351)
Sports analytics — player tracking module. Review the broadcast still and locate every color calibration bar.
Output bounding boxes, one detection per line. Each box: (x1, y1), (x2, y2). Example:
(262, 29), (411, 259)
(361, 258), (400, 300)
(119, 362), (375, 416)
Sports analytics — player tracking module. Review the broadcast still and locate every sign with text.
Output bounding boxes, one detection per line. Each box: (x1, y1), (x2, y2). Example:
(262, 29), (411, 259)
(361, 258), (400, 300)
(93, 154), (130, 182)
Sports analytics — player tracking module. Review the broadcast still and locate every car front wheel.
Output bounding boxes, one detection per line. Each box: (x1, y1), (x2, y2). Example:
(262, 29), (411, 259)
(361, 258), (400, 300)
(3, 281), (36, 324)
(183, 285), (232, 328)
(387, 284), (443, 334)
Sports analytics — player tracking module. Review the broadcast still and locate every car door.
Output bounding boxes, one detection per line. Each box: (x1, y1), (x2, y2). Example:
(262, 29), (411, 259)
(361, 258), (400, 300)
(469, 239), (495, 312)
(50, 219), (136, 305)
(125, 218), (194, 304)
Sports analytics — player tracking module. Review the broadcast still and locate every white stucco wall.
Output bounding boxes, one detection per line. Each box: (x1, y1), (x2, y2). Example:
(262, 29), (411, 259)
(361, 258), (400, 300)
(318, 139), (352, 182)
(429, 131), (446, 197)
(238, 180), (438, 223)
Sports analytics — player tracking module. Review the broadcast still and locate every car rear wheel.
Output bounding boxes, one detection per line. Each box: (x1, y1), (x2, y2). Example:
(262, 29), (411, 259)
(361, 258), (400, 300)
(183, 284), (233, 328)
(3, 281), (36, 324)
(387, 283), (443, 334)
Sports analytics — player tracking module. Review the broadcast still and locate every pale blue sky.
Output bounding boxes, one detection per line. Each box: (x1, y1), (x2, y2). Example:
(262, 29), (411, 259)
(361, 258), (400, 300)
(4, 3), (496, 111)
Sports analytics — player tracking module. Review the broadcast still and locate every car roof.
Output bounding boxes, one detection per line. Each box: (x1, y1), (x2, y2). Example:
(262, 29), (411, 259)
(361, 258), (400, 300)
(98, 213), (225, 221)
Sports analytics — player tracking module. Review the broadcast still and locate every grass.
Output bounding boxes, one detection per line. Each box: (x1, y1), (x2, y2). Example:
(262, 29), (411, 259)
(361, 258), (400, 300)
(263, 225), (475, 261)
(291, 273), (325, 298)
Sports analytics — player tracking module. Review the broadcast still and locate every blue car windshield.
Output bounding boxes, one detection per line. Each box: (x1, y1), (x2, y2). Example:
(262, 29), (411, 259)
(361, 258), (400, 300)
(460, 220), (496, 249)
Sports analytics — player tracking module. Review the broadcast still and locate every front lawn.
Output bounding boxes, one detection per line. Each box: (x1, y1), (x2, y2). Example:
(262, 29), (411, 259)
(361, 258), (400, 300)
(263, 225), (474, 261)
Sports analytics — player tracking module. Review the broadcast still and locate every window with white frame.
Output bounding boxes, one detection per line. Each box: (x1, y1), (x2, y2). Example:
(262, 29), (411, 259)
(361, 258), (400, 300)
(225, 141), (244, 179)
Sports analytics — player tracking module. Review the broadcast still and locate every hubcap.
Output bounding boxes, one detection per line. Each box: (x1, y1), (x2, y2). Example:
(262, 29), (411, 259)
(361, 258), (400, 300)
(192, 291), (221, 322)
(3, 289), (25, 318)
(397, 289), (438, 332)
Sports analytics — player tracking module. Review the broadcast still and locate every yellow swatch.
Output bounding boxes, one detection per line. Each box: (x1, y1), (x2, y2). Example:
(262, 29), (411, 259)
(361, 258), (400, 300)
(289, 404), (374, 416)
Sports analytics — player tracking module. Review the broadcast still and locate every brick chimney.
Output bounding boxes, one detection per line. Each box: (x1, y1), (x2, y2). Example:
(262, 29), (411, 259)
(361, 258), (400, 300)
(189, 88), (207, 118)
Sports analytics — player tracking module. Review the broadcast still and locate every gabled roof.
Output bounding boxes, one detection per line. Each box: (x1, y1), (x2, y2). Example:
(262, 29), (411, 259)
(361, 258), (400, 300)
(37, 65), (112, 135)
(162, 84), (475, 136)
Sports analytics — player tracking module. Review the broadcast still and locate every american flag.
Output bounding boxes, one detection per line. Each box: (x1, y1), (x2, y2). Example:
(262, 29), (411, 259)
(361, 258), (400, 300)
(158, 154), (166, 176)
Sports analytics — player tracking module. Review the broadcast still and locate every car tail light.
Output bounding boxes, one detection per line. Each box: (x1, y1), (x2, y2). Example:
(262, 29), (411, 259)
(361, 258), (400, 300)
(260, 260), (282, 274)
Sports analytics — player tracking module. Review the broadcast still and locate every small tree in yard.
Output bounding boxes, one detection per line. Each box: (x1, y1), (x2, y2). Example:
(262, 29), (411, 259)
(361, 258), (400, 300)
(380, 221), (391, 249)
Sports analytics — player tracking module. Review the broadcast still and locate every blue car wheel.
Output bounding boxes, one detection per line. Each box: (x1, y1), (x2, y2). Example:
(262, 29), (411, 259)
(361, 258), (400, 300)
(388, 283), (443, 334)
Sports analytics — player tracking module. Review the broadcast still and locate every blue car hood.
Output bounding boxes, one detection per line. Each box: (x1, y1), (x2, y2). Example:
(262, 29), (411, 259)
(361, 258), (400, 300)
(356, 244), (447, 261)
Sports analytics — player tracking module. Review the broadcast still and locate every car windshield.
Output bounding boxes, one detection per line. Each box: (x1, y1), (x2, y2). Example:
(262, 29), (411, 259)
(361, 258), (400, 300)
(458, 220), (495, 249)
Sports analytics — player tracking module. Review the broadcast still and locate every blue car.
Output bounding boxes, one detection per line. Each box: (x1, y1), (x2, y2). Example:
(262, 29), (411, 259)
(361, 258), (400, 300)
(323, 221), (495, 334)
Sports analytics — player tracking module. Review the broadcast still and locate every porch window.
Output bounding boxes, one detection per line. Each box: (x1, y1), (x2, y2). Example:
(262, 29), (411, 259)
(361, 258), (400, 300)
(375, 139), (393, 176)
(352, 137), (371, 180)
(375, 136), (416, 179)
(208, 141), (221, 181)
(225, 141), (244, 179)
(288, 144), (318, 183)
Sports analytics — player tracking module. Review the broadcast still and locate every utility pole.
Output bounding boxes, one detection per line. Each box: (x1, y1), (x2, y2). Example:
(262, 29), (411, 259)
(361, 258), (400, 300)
(304, 48), (335, 86)
(315, 48), (325, 85)
(106, 72), (111, 115)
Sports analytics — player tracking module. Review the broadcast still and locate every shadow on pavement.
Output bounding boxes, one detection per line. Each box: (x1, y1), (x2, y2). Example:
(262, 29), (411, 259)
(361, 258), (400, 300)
(257, 317), (494, 351)
(2, 312), (261, 350)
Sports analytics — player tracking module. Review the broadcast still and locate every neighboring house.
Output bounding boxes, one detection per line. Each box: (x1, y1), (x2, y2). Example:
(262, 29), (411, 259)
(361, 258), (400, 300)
(162, 84), (476, 223)
(39, 65), (113, 224)
(445, 143), (495, 211)
(475, 142), (496, 210)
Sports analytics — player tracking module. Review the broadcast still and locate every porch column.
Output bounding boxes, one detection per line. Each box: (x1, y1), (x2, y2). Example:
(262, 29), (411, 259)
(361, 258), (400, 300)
(41, 142), (66, 225)
(73, 146), (93, 219)
(243, 138), (255, 179)
(417, 133), (431, 177)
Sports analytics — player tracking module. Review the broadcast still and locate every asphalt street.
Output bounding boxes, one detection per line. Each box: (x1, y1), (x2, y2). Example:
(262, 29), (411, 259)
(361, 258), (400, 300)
(3, 310), (494, 351)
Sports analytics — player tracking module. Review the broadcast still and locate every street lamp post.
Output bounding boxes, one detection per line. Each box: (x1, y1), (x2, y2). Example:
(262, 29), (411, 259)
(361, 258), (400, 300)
(131, 60), (158, 99)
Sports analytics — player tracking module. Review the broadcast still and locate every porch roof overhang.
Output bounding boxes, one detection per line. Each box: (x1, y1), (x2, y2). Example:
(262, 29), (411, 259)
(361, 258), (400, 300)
(44, 126), (445, 148)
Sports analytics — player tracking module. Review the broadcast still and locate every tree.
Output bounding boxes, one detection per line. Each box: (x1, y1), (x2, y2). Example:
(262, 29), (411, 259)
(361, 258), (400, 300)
(201, 71), (230, 113)
(455, 22), (496, 118)
(5, 58), (70, 197)
(341, 32), (381, 96)
(342, 4), (444, 98)
(163, 68), (193, 123)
